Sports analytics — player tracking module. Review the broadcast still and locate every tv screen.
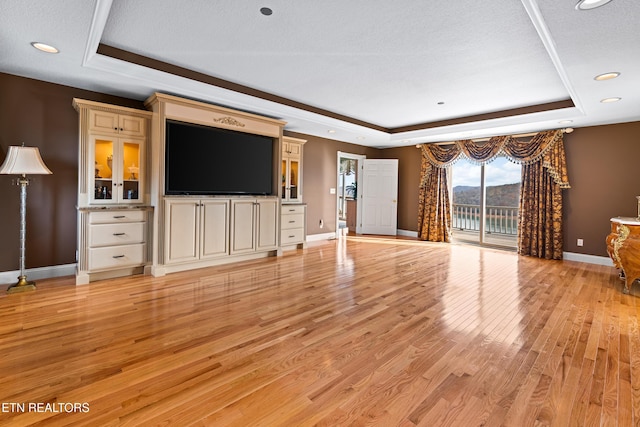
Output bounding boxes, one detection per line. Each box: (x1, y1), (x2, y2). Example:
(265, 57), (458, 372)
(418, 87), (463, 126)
(165, 120), (274, 195)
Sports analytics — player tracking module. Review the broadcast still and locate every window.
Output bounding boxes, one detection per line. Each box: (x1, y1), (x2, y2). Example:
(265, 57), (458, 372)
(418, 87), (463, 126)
(451, 156), (521, 247)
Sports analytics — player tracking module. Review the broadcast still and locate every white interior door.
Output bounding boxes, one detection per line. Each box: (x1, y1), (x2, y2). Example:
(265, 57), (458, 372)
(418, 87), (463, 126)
(360, 159), (398, 235)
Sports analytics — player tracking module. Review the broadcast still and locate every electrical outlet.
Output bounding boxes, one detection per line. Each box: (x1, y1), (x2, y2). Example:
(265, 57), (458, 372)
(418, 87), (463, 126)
(329, 188), (336, 194)
(319, 219), (324, 228)
(577, 238), (584, 247)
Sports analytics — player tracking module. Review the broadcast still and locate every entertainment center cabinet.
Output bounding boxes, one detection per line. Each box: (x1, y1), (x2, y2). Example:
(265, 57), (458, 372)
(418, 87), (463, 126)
(145, 93), (289, 276)
(74, 93), (307, 283)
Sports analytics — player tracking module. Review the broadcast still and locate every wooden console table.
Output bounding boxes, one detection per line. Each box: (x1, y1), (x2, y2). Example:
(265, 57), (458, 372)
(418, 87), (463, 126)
(606, 217), (640, 294)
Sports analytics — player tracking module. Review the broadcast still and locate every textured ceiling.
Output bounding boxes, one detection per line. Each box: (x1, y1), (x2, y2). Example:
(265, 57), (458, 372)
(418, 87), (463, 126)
(1, 0), (638, 147)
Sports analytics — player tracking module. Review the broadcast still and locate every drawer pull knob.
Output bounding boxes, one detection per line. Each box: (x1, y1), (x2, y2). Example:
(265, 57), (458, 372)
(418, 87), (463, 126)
(289, 220), (295, 223)
(113, 215), (126, 219)
(113, 232), (126, 236)
(288, 209), (295, 212)
(112, 255), (125, 259)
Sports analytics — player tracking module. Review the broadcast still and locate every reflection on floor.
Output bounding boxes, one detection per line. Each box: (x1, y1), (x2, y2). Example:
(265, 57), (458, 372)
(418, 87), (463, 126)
(452, 229), (518, 250)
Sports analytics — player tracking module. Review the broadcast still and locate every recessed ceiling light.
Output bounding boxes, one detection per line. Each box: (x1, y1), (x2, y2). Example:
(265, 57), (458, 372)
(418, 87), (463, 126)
(600, 97), (621, 103)
(559, 120), (573, 124)
(356, 136), (366, 140)
(260, 7), (273, 16)
(328, 130), (336, 134)
(575, 0), (613, 10)
(594, 72), (620, 81)
(31, 42), (59, 54)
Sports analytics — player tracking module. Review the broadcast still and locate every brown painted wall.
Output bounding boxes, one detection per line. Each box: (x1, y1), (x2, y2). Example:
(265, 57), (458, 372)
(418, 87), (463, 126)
(1, 72), (638, 275)
(563, 123), (640, 256)
(0, 73), (144, 271)
(285, 131), (381, 235)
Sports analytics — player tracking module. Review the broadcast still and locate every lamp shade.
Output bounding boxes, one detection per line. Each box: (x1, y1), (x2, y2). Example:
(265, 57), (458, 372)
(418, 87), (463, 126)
(0, 146), (52, 175)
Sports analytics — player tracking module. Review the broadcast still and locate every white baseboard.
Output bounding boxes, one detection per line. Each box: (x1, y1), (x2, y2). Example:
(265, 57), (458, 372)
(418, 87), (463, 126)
(306, 232), (337, 242)
(398, 229), (418, 238)
(0, 264), (76, 285)
(309, 230), (419, 239)
(563, 252), (613, 266)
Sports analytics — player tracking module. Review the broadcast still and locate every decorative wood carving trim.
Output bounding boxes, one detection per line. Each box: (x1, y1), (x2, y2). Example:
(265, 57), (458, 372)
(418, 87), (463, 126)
(213, 116), (246, 127)
(612, 224), (629, 265)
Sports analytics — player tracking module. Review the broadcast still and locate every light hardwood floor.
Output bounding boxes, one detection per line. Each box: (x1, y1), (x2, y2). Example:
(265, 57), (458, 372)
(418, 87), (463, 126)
(0, 236), (638, 426)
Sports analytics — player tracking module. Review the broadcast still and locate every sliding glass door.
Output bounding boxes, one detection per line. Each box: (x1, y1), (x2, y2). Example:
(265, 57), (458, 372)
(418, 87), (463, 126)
(451, 156), (521, 248)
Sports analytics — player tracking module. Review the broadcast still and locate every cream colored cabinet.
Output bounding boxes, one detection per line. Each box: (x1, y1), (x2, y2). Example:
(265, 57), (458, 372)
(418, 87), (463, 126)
(281, 136), (306, 249)
(91, 134), (144, 204)
(231, 198), (279, 254)
(76, 208), (151, 284)
(74, 99), (152, 284)
(87, 210), (146, 271)
(145, 93), (287, 276)
(164, 198), (229, 264)
(73, 99), (151, 208)
(89, 110), (146, 137)
(281, 204), (306, 248)
(282, 137), (306, 203)
(257, 199), (279, 251)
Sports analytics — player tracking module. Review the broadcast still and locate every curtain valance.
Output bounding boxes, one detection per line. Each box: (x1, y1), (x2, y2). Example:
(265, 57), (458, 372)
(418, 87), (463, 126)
(420, 129), (569, 188)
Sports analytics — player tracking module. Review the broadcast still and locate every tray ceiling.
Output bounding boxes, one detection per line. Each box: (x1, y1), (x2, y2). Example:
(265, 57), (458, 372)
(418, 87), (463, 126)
(1, 0), (638, 147)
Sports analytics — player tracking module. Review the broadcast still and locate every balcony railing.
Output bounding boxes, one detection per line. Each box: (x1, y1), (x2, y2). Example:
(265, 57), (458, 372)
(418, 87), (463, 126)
(452, 203), (519, 235)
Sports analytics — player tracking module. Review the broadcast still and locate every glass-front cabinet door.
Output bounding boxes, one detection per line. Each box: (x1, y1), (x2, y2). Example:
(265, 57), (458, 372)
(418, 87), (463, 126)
(91, 135), (143, 204)
(289, 158), (299, 201)
(122, 141), (141, 202)
(281, 137), (305, 203)
(282, 159), (287, 199)
(282, 158), (302, 203)
(93, 137), (114, 202)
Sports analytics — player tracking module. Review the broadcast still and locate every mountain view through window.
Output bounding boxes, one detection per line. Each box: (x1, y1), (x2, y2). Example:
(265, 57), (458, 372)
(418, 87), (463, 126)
(451, 156), (521, 247)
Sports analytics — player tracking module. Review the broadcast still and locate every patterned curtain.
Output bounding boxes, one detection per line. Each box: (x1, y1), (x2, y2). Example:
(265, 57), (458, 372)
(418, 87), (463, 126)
(417, 130), (570, 259)
(418, 161), (452, 242)
(512, 131), (570, 259)
(418, 143), (460, 242)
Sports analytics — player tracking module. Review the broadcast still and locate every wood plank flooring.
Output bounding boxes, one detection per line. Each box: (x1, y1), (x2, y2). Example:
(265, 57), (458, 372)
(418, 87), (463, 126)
(0, 236), (637, 426)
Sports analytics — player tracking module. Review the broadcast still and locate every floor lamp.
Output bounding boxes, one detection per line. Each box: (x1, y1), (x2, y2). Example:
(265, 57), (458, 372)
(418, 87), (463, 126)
(0, 145), (52, 294)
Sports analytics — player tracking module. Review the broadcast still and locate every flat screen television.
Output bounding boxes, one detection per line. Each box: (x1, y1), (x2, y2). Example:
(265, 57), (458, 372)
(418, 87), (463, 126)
(165, 119), (274, 196)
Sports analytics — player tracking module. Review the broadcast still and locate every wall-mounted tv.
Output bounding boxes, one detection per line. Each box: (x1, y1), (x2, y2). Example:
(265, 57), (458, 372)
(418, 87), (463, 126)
(165, 119), (274, 196)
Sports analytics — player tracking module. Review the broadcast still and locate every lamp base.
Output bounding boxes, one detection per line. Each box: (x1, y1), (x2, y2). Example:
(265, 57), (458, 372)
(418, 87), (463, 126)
(7, 275), (36, 294)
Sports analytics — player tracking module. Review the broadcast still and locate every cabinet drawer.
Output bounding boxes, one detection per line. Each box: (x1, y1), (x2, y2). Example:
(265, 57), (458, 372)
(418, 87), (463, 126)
(89, 210), (146, 224)
(88, 244), (145, 271)
(89, 222), (145, 247)
(281, 228), (304, 245)
(281, 213), (305, 230)
(281, 205), (305, 214)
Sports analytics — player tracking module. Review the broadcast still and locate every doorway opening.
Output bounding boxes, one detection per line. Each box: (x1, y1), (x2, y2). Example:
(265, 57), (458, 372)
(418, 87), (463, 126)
(336, 152), (365, 238)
